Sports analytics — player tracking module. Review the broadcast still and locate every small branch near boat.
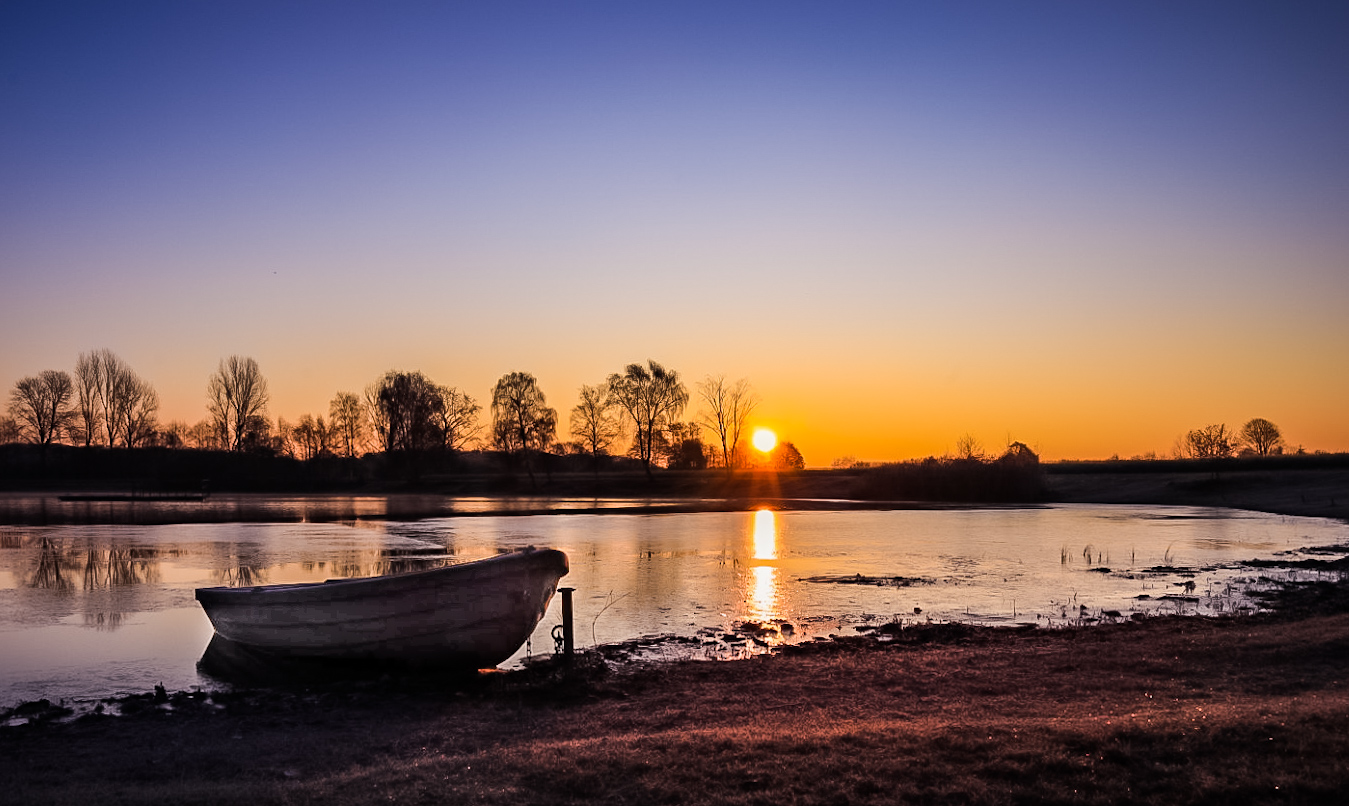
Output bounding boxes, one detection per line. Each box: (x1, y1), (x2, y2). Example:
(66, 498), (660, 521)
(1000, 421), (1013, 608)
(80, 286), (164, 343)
(591, 591), (631, 647)
(800, 574), (935, 588)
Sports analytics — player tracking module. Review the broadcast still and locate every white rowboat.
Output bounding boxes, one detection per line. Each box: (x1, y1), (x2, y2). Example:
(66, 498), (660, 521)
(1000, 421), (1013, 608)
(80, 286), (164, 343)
(195, 547), (568, 669)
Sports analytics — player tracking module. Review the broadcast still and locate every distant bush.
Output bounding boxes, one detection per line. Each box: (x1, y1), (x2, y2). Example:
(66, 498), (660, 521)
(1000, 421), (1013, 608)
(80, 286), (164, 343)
(849, 443), (1046, 503)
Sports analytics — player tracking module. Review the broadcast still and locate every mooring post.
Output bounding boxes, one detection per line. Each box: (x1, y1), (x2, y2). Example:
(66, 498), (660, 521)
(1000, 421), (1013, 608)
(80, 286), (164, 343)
(560, 587), (575, 659)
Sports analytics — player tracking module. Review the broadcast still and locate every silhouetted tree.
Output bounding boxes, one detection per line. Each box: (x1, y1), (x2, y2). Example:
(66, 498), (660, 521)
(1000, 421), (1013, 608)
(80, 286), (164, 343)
(664, 422), (709, 470)
(0, 416), (21, 444)
(72, 352), (102, 447)
(158, 420), (190, 449)
(492, 372), (557, 483)
(370, 370), (443, 453)
(275, 417), (295, 458)
(770, 441), (806, 471)
(237, 415), (273, 452)
(1238, 418), (1283, 457)
(8, 370), (75, 447)
(1183, 423), (1233, 459)
(954, 433), (985, 461)
(569, 382), (622, 465)
(999, 441), (1039, 466)
(122, 378), (159, 448)
(328, 392), (367, 457)
(74, 349), (159, 447)
(696, 375), (758, 472)
(608, 360), (689, 479)
(207, 356), (270, 452)
(436, 386), (481, 451)
(186, 419), (221, 450)
(291, 414), (333, 461)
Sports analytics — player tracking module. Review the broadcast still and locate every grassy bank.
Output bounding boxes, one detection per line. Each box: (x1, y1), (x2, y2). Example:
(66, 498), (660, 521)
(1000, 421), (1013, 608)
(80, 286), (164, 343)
(6, 577), (1349, 805)
(1046, 465), (1349, 521)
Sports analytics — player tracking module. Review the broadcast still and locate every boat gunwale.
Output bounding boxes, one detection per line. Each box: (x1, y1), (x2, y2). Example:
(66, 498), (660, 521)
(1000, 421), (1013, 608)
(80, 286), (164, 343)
(194, 547), (566, 600)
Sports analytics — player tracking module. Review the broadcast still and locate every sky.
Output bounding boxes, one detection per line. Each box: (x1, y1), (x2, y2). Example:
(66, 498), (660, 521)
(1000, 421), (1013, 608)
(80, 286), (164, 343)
(3, 1), (1347, 464)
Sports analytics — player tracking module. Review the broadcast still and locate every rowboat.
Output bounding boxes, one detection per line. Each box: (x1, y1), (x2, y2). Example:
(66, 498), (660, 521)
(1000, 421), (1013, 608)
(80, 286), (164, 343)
(195, 547), (568, 669)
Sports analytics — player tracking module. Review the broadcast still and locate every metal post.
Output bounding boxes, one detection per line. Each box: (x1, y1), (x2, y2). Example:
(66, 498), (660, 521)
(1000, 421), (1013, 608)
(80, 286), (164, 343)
(560, 587), (575, 658)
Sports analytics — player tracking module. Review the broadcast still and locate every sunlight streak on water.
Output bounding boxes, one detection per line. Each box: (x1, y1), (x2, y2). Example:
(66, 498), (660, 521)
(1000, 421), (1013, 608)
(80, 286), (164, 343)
(752, 508), (777, 560)
(749, 566), (778, 625)
(747, 509), (781, 624)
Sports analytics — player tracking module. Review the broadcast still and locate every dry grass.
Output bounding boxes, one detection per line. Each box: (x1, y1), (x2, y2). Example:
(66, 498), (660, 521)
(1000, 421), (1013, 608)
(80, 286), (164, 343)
(7, 601), (1349, 805)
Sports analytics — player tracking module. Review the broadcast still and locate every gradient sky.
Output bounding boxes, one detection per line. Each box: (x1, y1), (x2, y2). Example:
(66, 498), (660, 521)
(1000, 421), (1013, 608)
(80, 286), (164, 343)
(3, 1), (1347, 464)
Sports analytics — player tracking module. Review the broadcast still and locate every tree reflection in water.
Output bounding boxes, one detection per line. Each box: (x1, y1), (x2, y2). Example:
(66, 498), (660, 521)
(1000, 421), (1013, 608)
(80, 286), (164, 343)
(82, 612), (125, 631)
(303, 547), (452, 581)
(82, 547), (159, 589)
(27, 536), (163, 591)
(29, 537), (73, 591)
(24, 537), (165, 630)
(221, 565), (266, 587)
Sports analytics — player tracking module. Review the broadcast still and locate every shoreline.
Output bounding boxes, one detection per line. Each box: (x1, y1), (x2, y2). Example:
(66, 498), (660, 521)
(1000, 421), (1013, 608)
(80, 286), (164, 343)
(2, 464), (1346, 525)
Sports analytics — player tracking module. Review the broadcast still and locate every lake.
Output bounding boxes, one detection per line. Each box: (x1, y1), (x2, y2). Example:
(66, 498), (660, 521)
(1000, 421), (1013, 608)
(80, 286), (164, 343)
(3, 500), (1347, 711)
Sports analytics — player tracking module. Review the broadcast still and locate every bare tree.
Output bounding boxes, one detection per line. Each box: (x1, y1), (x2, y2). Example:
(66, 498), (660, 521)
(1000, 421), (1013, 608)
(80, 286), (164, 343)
(73, 349), (159, 447)
(696, 375), (758, 472)
(569, 382), (622, 464)
(0, 416), (22, 444)
(121, 377), (160, 448)
(158, 420), (191, 449)
(1183, 423), (1233, 459)
(1238, 418), (1283, 457)
(186, 419), (221, 450)
(436, 386), (481, 452)
(954, 433), (985, 461)
(491, 372), (557, 485)
(206, 356), (271, 451)
(363, 383), (390, 452)
(274, 417), (295, 458)
(290, 414), (333, 461)
(369, 370), (443, 453)
(73, 352), (104, 447)
(328, 392), (367, 458)
(8, 370), (75, 446)
(608, 360), (689, 478)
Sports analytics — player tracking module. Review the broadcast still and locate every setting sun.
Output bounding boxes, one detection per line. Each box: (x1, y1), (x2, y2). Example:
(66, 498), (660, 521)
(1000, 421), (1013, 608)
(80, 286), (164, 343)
(752, 428), (777, 453)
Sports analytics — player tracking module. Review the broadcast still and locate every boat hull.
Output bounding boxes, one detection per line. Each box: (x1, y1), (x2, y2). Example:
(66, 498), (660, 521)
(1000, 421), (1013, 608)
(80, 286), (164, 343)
(195, 548), (568, 669)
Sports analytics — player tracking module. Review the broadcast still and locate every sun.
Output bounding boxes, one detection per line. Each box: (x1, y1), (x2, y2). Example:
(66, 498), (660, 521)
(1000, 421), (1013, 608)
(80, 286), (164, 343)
(752, 428), (778, 453)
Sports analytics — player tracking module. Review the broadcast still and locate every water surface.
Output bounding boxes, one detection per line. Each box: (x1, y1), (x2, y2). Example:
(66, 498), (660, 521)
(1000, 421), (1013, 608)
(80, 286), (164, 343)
(2, 504), (1346, 710)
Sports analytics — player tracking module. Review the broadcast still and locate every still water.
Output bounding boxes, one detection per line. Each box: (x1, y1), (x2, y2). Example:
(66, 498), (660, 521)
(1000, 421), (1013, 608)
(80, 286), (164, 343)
(2, 503), (1347, 709)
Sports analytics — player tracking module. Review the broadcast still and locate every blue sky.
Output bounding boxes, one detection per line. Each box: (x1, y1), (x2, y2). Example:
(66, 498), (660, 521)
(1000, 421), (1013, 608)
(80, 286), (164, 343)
(3, 1), (1347, 461)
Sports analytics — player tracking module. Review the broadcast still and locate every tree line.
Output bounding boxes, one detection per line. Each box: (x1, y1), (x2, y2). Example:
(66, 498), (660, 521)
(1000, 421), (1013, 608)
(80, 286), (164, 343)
(4, 352), (805, 474)
(1177, 418), (1287, 459)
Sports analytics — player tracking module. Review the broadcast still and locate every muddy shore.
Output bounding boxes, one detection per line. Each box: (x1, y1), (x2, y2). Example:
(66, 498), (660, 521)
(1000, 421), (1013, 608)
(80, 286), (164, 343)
(5, 580), (1349, 805)
(4, 472), (1349, 804)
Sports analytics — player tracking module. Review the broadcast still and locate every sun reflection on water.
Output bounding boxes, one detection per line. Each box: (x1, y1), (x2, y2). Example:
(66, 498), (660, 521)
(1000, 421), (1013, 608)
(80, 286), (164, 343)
(753, 508), (777, 560)
(749, 509), (778, 623)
